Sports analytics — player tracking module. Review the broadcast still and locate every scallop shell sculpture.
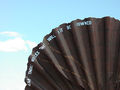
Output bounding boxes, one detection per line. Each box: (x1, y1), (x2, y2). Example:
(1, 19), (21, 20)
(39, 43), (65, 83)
(25, 17), (120, 90)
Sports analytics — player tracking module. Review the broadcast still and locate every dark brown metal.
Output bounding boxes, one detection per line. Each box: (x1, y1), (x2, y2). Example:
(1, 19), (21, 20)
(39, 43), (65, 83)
(25, 17), (120, 90)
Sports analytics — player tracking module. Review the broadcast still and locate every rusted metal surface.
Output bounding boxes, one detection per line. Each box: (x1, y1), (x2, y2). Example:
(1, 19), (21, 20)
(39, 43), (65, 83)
(25, 17), (120, 90)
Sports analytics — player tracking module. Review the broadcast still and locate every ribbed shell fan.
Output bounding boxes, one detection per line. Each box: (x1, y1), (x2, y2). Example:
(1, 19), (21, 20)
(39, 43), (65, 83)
(25, 17), (120, 90)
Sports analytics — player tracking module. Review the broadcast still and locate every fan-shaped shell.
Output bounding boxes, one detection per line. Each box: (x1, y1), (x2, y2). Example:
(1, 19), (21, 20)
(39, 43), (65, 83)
(25, 17), (120, 90)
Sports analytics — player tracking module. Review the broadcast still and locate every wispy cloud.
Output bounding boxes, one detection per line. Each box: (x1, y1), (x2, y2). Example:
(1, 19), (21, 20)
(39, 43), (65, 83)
(0, 31), (20, 37)
(0, 31), (37, 52)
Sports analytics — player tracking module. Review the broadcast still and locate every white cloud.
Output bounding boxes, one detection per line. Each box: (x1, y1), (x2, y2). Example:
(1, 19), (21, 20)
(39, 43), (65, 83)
(26, 40), (37, 49)
(0, 31), (37, 52)
(0, 31), (20, 37)
(0, 38), (27, 52)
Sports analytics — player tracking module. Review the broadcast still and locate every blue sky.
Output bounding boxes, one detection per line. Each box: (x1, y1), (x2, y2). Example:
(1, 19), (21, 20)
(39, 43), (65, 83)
(0, 0), (120, 90)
